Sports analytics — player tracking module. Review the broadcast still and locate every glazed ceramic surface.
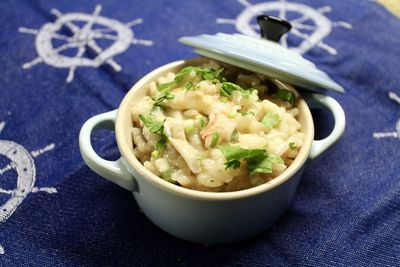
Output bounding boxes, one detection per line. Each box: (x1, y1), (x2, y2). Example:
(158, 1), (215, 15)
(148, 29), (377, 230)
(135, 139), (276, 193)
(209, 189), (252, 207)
(180, 34), (345, 93)
(79, 58), (345, 244)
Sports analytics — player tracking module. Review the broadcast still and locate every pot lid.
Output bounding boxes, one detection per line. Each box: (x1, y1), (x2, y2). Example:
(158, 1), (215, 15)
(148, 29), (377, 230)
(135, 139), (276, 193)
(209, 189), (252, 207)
(179, 15), (344, 93)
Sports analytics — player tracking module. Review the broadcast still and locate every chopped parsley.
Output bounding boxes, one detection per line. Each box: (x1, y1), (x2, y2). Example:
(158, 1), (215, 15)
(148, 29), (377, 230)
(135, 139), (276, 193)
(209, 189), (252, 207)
(160, 169), (178, 184)
(203, 67), (224, 81)
(196, 154), (205, 160)
(155, 134), (168, 152)
(230, 130), (239, 143)
(184, 126), (196, 135)
(139, 114), (168, 156)
(150, 133), (168, 158)
(228, 112), (237, 119)
(199, 117), (207, 128)
(139, 114), (165, 134)
(274, 89), (295, 106)
(152, 91), (174, 107)
(157, 81), (175, 91)
(184, 81), (193, 89)
(218, 146), (264, 170)
(242, 88), (258, 99)
(218, 145), (283, 176)
(247, 155), (283, 176)
(174, 66), (224, 82)
(261, 112), (280, 129)
(210, 132), (220, 147)
(138, 111), (172, 158)
(160, 169), (172, 180)
(289, 142), (297, 150)
(151, 150), (159, 158)
(241, 111), (255, 116)
(220, 82), (243, 97)
(157, 66), (225, 91)
(220, 96), (228, 103)
(219, 82), (257, 98)
(174, 66), (195, 82)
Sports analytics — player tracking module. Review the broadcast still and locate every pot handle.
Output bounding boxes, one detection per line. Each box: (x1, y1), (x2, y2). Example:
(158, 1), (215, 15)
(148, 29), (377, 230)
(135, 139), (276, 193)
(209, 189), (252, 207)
(303, 94), (346, 160)
(79, 110), (136, 191)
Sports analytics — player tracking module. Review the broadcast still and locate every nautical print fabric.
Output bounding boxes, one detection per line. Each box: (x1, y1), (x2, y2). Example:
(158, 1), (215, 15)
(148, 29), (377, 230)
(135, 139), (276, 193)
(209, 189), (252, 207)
(0, 0), (399, 266)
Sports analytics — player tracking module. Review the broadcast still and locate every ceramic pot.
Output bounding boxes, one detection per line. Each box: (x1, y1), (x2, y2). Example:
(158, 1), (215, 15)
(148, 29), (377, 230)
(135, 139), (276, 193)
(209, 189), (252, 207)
(79, 57), (345, 244)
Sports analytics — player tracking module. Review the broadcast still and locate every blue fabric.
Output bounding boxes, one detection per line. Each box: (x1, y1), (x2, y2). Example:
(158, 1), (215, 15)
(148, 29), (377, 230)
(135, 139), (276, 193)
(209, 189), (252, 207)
(0, 0), (399, 266)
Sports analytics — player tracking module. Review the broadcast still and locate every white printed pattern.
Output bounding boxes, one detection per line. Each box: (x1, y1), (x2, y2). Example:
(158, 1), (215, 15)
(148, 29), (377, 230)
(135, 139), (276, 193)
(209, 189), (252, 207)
(0, 118), (56, 255)
(19, 5), (153, 83)
(373, 92), (400, 139)
(217, 0), (352, 55)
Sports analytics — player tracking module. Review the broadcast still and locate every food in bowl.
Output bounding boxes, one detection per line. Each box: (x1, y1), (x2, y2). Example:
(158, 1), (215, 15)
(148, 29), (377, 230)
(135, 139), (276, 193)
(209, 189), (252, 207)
(80, 56), (344, 243)
(130, 60), (305, 192)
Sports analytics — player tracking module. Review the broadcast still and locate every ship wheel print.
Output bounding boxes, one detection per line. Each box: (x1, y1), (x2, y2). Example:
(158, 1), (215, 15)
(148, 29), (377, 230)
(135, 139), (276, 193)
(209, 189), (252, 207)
(373, 92), (400, 139)
(19, 4), (153, 83)
(0, 119), (56, 255)
(217, 0), (352, 55)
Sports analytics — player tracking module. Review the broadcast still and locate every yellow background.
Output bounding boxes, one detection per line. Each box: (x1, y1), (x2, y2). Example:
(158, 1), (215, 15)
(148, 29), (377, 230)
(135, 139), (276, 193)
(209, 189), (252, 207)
(376, 0), (400, 18)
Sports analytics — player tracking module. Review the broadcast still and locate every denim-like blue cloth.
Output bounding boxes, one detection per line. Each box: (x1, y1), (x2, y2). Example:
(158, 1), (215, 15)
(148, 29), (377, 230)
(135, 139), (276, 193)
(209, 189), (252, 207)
(0, 0), (399, 266)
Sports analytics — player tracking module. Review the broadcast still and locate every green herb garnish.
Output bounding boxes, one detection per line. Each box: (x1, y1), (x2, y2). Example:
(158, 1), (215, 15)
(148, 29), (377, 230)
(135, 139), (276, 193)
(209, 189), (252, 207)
(160, 169), (178, 184)
(176, 66), (224, 82)
(241, 88), (258, 99)
(157, 81), (175, 91)
(228, 112), (236, 119)
(218, 145), (283, 176)
(157, 66), (225, 91)
(196, 154), (205, 160)
(160, 169), (172, 180)
(184, 126), (196, 135)
(289, 142), (297, 150)
(199, 117), (207, 128)
(219, 82), (256, 98)
(139, 114), (165, 134)
(230, 130), (239, 143)
(275, 89), (295, 106)
(151, 150), (160, 158)
(210, 132), (220, 147)
(203, 67), (225, 81)
(184, 81), (193, 89)
(220, 82), (243, 97)
(220, 96), (228, 103)
(174, 66), (195, 82)
(247, 155), (283, 176)
(241, 111), (255, 116)
(152, 91), (175, 107)
(155, 134), (168, 152)
(218, 145), (265, 170)
(150, 134), (168, 158)
(140, 114), (168, 156)
(261, 112), (280, 129)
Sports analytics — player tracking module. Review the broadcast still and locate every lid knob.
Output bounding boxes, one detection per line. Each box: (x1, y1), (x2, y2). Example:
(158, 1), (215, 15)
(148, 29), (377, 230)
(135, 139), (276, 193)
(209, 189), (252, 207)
(257, 15), (292, 42)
